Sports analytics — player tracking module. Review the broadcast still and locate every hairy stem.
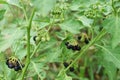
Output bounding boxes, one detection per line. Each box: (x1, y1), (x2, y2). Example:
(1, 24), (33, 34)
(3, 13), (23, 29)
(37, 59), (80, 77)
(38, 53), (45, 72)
(21, 9), (35, 80)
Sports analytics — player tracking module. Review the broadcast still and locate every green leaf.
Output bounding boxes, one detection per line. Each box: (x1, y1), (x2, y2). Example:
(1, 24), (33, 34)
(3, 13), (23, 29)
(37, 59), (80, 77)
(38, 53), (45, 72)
(96, 45), (118, 80)
(59, 19), (82, 34)
(70, 0), (81, 11)
(0, 9), (6, 21)
(98, 45), (120, 69)
(112, 16), (120, 48)
(0, 28), (25, 52)
(16, 48), (26, 60)
(32, 0), (56, 16)
(103, 61), (117, 80)
(39, 22), (50, 29)
(30, 61), (47, 80)
(77, 16), (93, 27)
(39, 38), (57, 53)
(70, 0), (99, 11)
(46, 47), (62, 62)
(103, 47), (120, 68)
(103, 15), (120, 48)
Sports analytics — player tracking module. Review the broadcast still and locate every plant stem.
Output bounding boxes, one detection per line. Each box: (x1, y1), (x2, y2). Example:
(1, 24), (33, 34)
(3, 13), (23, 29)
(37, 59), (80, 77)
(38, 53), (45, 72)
(21, 9), (35, 80)
(64, 29), (106, 72)
(30, 42), (41, 58)
(111, 0), (117, 16)
(20, 0), (28, 21)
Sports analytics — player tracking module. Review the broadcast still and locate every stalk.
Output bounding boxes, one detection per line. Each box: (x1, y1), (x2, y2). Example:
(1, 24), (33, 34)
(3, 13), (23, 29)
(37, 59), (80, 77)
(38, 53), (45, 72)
(21, 9), (35, 80)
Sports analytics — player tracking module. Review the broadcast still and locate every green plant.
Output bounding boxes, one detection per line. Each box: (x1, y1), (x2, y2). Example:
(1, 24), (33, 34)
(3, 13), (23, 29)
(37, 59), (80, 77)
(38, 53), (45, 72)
(0, 0), (120, 80)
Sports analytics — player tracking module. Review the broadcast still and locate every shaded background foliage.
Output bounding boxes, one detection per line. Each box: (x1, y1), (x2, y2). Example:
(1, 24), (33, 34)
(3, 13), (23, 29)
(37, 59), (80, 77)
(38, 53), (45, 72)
(0, 0), (120, 80)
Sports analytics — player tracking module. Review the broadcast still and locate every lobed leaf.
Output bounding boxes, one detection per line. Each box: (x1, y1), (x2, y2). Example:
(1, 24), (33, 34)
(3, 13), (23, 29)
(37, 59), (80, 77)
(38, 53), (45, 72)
(103, 15), (120, 48)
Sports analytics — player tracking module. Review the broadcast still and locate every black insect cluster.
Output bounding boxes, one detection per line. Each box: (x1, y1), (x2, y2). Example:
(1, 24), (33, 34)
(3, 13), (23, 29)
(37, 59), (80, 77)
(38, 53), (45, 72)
(78, 35), (90, 44)
(84, 38), (90, 44)
(63, 62), (74, 72)
(65, 42), (81, 51)
(6, 57), (24, 71)
(64, 31), (91, 51)
(33, 36), (37, 41)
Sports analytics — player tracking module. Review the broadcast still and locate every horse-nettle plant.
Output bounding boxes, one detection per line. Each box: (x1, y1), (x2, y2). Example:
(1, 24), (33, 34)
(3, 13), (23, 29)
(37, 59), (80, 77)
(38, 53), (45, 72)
(0, 0), (120, 80)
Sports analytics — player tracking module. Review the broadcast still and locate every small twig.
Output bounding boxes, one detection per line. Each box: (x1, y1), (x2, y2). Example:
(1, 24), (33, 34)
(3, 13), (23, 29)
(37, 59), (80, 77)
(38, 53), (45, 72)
(30, 42), (41, 58)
